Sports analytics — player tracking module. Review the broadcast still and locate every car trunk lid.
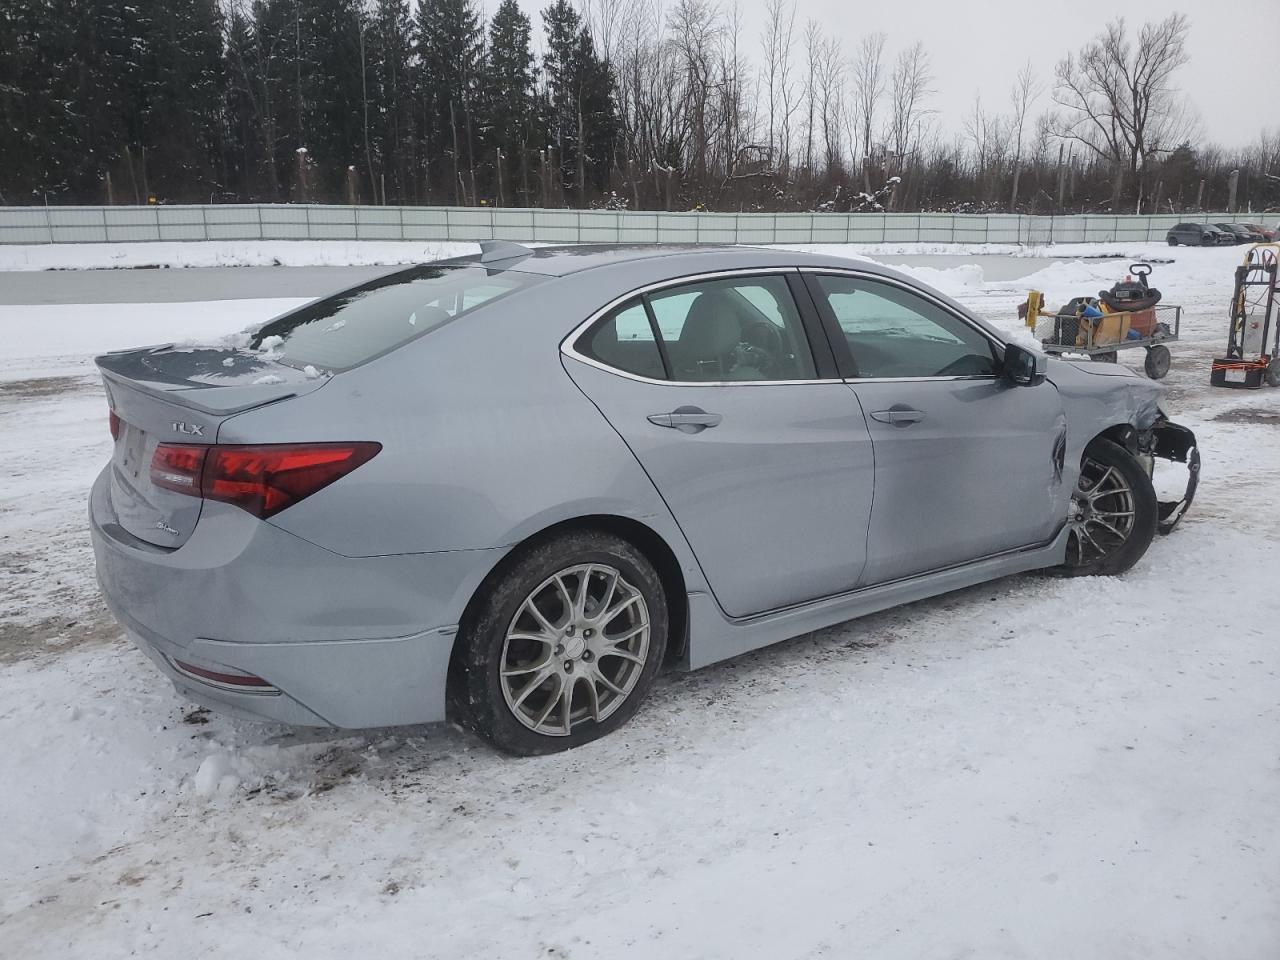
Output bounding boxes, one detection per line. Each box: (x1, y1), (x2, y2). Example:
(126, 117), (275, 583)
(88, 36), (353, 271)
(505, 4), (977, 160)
(97, 345), (328, 548)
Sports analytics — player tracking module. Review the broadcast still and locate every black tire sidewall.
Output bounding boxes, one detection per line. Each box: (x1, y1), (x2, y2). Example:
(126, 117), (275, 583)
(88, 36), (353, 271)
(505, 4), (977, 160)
(456, 530), (668, 756)
(1058, 438), (1158, 577)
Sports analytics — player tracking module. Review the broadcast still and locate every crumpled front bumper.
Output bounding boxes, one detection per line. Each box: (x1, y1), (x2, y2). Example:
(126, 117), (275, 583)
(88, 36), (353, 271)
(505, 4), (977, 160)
(1146, 417), (1200, 535)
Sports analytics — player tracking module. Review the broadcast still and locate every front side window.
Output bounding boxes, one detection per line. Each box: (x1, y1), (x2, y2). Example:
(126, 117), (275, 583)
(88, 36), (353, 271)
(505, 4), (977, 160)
(576, 274), (818, 383)
(812, 274), (997, 379)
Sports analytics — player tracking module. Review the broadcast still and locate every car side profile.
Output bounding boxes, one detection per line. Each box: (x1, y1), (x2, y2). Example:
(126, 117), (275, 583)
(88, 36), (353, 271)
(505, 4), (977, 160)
(1214, 223), (1266, 244)
(90, 244), (1199, 754)
(1166, 223), (1229, 246)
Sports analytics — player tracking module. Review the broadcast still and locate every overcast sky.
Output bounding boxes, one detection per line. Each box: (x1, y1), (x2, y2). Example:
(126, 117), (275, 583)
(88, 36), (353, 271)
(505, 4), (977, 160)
(510, 0), (1275, 149)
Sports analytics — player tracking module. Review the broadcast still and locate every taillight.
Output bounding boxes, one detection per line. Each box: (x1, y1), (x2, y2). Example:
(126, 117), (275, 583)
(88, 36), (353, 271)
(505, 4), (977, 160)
(109, 409), (121, 441)
(149, 442), (380, 519)
(151, 443), (207, 495)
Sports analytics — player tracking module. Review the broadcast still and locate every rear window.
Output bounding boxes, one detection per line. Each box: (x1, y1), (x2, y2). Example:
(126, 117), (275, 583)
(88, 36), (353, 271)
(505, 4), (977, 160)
(249, 265), (537, 371)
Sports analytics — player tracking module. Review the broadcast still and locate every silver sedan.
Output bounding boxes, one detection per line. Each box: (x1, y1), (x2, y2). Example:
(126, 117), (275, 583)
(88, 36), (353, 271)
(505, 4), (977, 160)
(90, 243), (1199, 754)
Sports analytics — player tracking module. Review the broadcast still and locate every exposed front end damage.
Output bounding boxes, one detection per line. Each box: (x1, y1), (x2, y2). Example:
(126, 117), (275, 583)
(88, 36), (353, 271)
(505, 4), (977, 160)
(1144, 418), (1200, 535)
(1045, 357), (1199, 536)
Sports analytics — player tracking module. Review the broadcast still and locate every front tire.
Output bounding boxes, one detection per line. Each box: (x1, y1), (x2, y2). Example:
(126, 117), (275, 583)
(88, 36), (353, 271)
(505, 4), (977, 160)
(453, 530), (668, 755)
(1057, 439), (1158, 576)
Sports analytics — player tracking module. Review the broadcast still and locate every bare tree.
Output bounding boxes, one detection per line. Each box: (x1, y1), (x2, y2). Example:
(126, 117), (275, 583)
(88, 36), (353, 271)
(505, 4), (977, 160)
(813, 31), (844, 175)
(1050, 14), (1195, 211)
(1007, 60), (1041, 211)
(849, 32), (886, 193)
(886, 40), (934, 204)
(760, 0), (798, 174)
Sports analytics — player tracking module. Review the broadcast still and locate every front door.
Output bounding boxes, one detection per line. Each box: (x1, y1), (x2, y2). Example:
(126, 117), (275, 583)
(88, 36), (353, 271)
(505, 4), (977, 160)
(564, 272), (875, 618)
(804, 271), (1068, 585)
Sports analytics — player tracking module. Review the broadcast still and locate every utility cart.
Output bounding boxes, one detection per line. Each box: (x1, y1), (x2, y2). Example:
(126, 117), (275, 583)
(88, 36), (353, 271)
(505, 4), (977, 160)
(1020, 263), (1181, 379)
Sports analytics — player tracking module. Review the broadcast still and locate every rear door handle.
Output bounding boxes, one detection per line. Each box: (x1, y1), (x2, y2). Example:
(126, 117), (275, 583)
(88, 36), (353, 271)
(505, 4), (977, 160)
(648, 406), (723, 432)
(869, 406), (925, 426)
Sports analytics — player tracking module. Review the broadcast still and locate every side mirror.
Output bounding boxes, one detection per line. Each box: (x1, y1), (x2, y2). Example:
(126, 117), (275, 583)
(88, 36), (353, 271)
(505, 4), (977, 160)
(1003, 342), (1047, 386)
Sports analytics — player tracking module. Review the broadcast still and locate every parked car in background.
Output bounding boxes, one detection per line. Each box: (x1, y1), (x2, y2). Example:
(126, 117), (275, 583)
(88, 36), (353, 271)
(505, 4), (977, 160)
(1167, 223), (1230, 246)
(1240, 222), (1277, 242)
(89, 243), (1201, 755)
(1214, 223), (1266, 244)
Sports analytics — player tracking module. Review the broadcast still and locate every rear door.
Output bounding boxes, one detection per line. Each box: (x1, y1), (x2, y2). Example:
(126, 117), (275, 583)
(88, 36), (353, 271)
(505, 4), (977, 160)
(803, 270), (1067, 585)
(563, 271), (875, 619)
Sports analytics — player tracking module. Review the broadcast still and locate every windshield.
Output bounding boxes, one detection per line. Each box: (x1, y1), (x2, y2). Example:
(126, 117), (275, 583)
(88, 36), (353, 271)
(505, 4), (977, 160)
(249, 264), (537, 371)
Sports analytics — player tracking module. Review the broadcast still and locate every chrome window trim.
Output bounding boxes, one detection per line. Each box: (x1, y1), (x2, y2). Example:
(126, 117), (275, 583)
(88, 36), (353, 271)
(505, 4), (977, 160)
(798, 266), (1009, 385)
(560, 267), (843, 387)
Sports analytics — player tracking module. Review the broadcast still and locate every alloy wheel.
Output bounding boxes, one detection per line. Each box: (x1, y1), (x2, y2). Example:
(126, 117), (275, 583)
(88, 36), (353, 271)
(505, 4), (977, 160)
(1065, 455), (1137, 567)
(499, 563), (651, 736)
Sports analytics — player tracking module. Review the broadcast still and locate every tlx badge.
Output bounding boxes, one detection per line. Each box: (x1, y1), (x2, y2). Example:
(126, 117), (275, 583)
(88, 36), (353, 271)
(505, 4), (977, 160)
(170, 421), (204, 437)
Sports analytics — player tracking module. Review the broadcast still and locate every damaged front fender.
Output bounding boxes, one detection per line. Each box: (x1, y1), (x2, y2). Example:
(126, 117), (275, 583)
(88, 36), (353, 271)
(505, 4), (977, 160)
(1144, 418), (1200, 535)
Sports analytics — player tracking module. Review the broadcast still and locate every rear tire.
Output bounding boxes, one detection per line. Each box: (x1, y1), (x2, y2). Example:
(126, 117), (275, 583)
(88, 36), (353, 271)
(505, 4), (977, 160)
(1056, 439), (1158, 577)
(452, 530), (668, 756)
(1167, 237), (1177, 246)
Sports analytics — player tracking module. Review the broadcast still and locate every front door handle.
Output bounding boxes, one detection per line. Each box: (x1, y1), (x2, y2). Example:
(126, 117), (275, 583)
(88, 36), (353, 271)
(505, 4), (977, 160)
(869, 406), (925, 426)
(648, 406), (723, 433)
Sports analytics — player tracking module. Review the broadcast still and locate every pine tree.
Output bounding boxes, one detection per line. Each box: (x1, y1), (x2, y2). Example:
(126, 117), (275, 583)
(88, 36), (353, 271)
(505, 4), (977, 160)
(484, 0), (537, 206)
(293, 0), (367, 200)
(368, 0), (413, 202)
(540, 0), (618, 204)
(139, 0), (226, 201)
(414, 0), (483, 203)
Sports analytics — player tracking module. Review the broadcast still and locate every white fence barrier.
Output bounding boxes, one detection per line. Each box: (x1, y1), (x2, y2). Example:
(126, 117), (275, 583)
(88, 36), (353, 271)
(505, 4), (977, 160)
(0, 205), (1249, 246)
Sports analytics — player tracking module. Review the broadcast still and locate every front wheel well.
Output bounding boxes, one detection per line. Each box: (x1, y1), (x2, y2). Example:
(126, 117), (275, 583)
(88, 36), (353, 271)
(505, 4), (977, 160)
(448, 516), (690, 696)
(1090, 423), (1141, 455)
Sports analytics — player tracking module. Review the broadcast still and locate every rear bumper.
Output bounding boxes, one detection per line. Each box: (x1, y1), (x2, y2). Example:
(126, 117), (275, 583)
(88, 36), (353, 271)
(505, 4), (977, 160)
(89, 466), (502, 727)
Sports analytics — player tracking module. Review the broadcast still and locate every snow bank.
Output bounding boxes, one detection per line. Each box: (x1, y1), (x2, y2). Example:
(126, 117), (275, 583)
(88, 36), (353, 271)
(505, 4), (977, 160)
(0, 239), (478, 271)
(1, 298), (310, 381)
(0, 238), (1249, 272)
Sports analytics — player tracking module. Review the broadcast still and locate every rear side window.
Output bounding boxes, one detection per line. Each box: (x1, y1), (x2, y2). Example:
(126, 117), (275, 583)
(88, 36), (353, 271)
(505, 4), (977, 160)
(578, 301), (666, 380)
(576, 274), (817, 383)
(249, 265), (537, 371)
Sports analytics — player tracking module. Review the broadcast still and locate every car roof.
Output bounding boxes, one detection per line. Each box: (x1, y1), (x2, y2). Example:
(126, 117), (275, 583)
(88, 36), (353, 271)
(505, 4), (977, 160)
(438, 242), (903, 279)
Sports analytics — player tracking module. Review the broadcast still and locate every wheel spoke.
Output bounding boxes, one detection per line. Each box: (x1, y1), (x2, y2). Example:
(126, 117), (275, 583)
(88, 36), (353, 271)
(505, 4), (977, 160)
(605, 623), (646, 645)
(512, 665), (555, 709)
(507, 630), (557, 648)
(1078, 525), (1106, 558)
(560, 676), (575, 735)
(1093, 509), (1134, 518)
(572, 566), (593, 620)
(1090, 518), (1127, 541)
(593, 669), (626, 697)
(552, 575), (575, 621)
(592, 568), (619, 621)
(581, 673), (602, 722)
(532, 674), (565, 729)
(501, 651), (552, 677)
(601, 592), (641, 626)
(602, 645), (644, 664)
(1085, 465), (1116, 497)
(522, 597), (558, 636)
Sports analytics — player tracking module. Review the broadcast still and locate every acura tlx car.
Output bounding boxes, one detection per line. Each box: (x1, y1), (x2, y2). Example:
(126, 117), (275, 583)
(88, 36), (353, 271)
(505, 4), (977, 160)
(90, 243), (1200, 755)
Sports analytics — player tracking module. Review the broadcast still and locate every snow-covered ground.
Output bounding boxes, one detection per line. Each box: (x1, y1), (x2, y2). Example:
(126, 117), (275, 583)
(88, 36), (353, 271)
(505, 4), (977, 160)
(2, 242), (1278, 958)
(0, 238), (1189, 272)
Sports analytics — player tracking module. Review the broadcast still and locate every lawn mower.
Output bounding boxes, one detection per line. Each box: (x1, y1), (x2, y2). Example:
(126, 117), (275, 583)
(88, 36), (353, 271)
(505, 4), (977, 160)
(1020, 262), (1180, 379)
(1210, 243), (1280, 389)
